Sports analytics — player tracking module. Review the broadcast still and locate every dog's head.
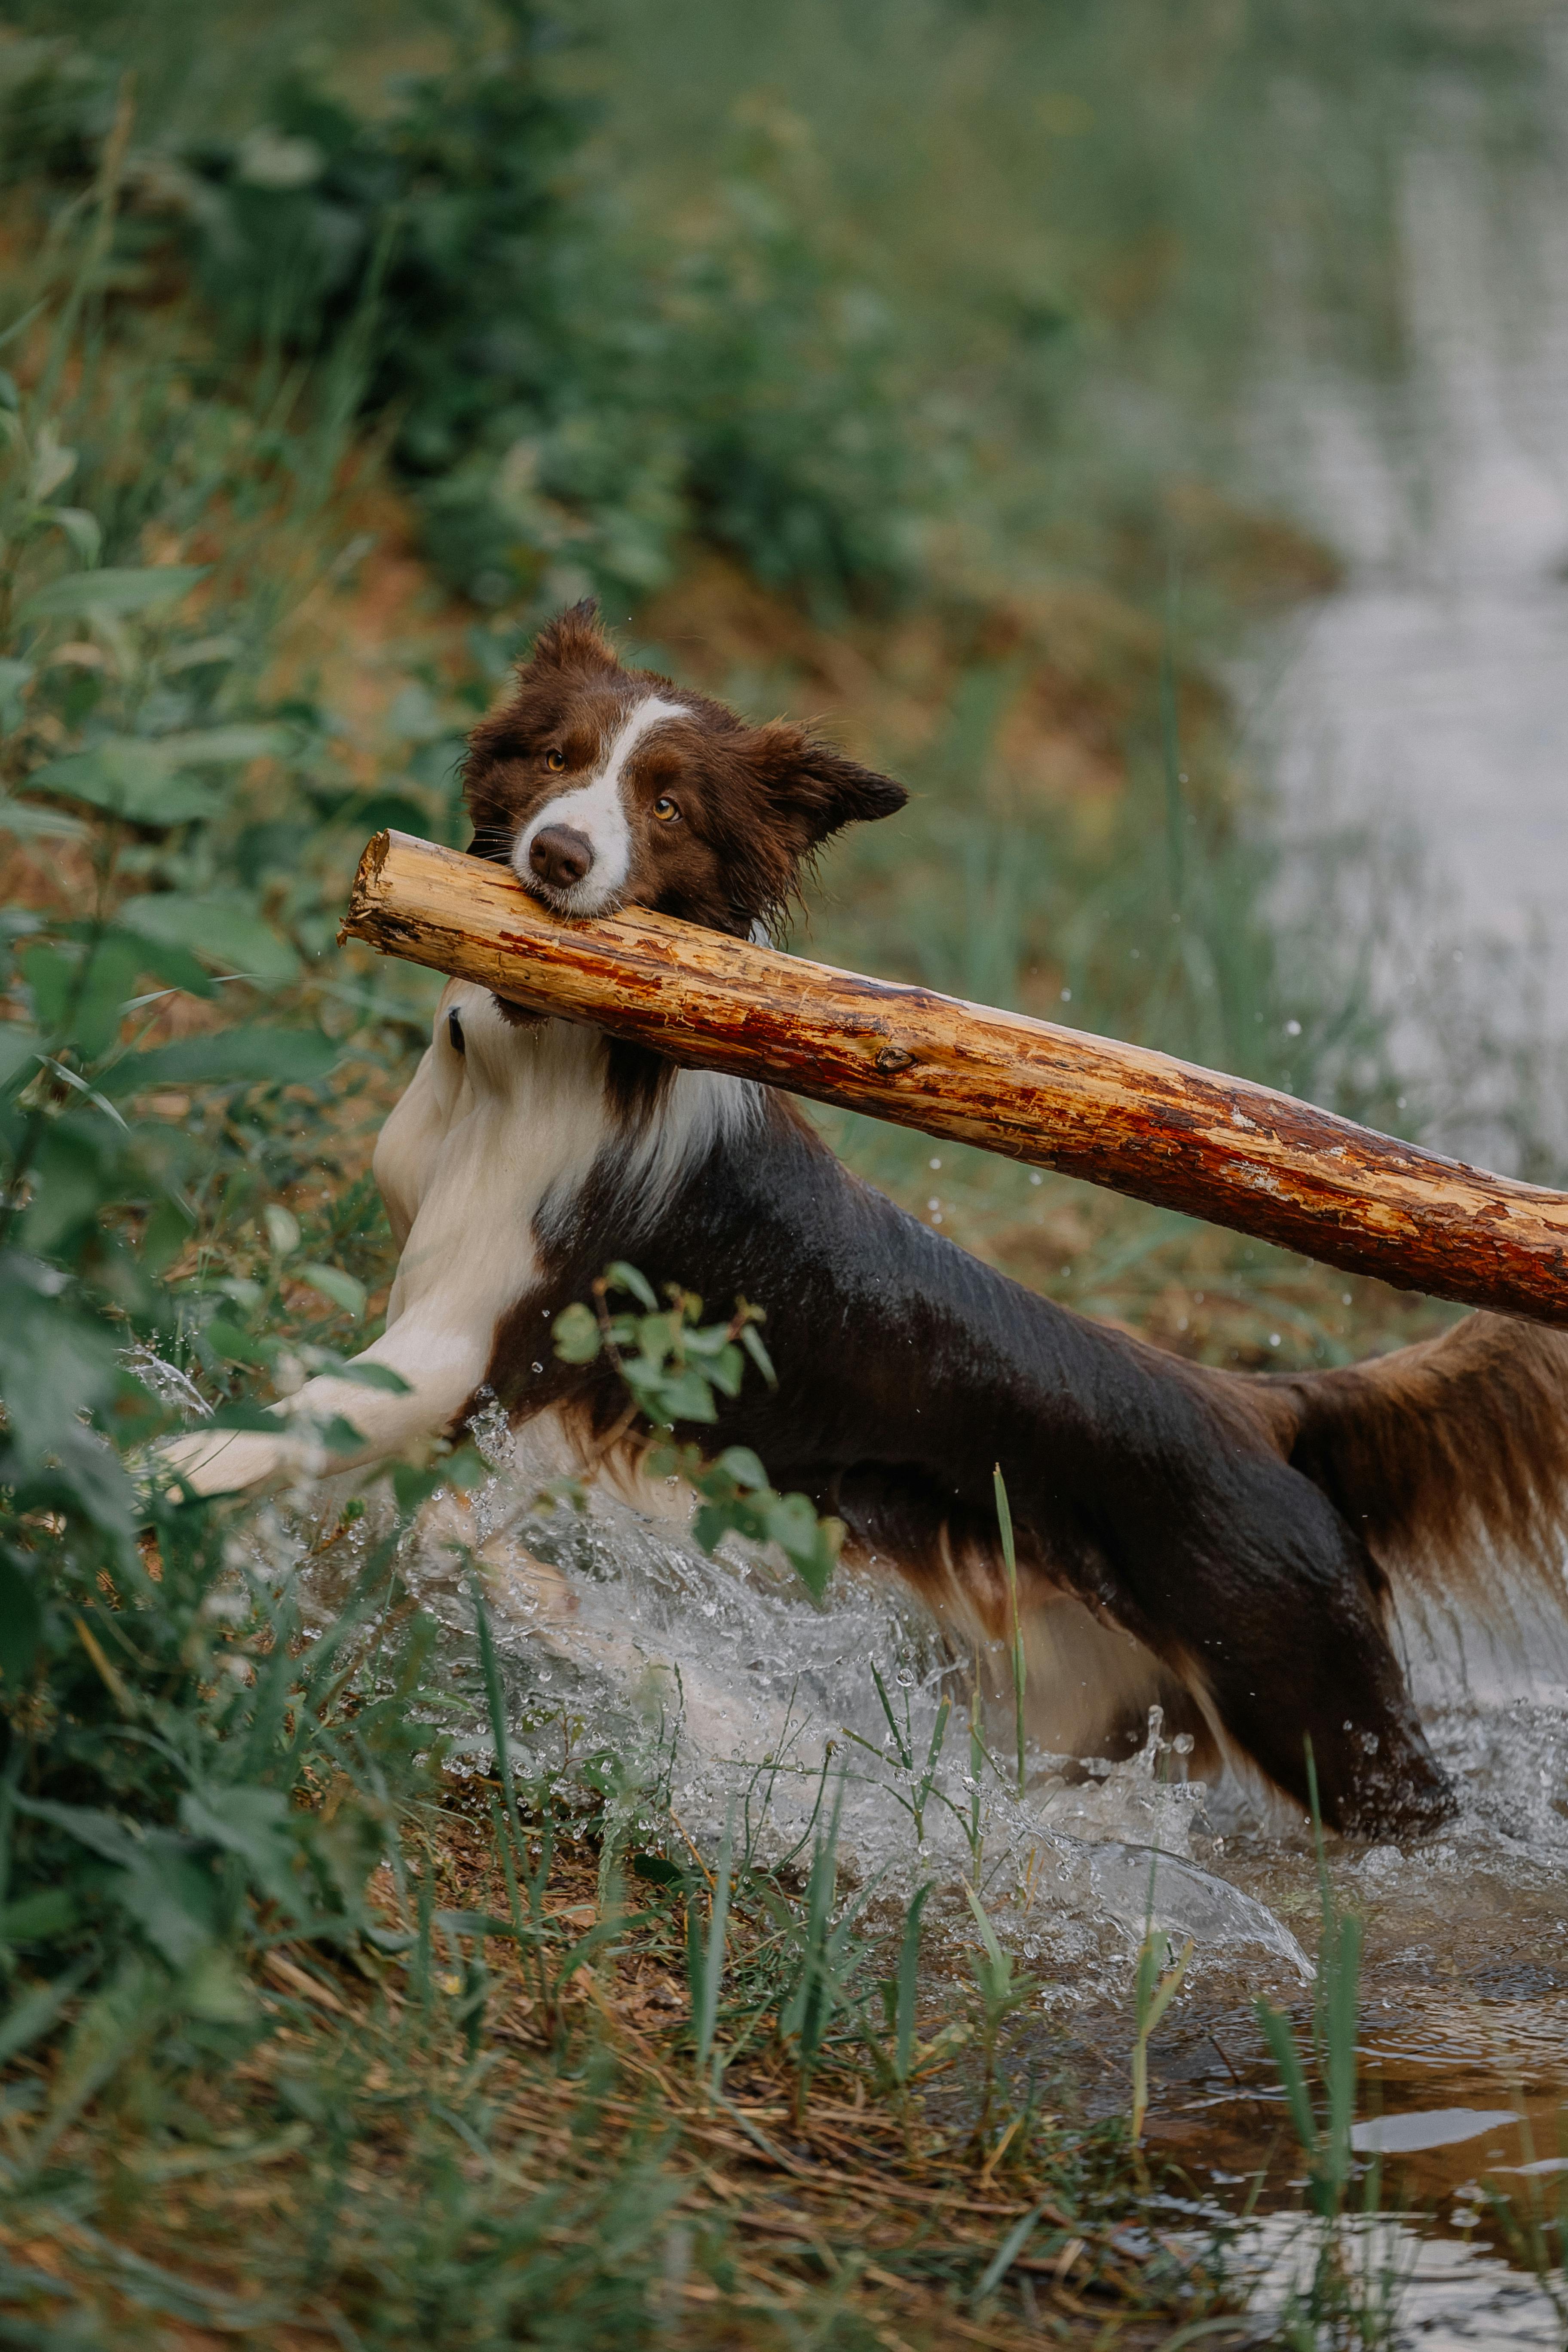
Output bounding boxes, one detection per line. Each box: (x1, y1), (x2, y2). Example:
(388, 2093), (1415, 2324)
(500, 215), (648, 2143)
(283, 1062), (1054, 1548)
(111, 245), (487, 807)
(462, 600), (908, 935)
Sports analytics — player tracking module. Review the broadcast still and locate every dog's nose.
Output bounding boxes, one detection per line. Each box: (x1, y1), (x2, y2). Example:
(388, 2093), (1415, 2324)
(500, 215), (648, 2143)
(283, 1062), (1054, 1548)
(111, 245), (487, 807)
(528, 825), (594, 890)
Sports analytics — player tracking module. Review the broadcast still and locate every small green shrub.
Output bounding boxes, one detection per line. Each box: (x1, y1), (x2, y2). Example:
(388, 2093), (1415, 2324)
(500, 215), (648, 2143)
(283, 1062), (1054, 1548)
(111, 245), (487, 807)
(1, 13), (949, 618)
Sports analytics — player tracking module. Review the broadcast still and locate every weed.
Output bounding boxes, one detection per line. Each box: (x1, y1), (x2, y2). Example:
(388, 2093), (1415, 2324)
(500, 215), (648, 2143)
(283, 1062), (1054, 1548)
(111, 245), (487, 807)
(1130, 1929), (1194, 2148)
(962, 1882), (1041, 2159)
(687, 1803), (732, 2094)
(1253, 1744), (1414, 2349)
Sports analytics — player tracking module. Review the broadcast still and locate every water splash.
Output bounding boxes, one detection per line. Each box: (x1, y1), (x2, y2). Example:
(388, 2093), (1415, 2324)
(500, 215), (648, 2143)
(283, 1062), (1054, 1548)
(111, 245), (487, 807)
(266, 1436), (1314, 1984)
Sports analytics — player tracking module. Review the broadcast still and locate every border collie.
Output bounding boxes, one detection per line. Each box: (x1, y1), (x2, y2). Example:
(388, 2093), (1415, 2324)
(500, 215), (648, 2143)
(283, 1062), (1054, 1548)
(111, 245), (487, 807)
(166, 601), (1568, 1836)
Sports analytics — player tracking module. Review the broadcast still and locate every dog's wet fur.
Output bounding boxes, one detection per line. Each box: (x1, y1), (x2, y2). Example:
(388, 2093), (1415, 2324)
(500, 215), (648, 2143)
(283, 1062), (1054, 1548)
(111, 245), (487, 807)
(170, 600), (1568, 1836)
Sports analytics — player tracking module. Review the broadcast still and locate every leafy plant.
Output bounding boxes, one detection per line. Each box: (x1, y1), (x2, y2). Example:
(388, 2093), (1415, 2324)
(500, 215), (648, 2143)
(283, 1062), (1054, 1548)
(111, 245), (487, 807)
(552, 1263), (842, 1598)
(962, 1881), (1041, 2155)
(2, 16), (949, 618)
(841, 1657), (952, 1848)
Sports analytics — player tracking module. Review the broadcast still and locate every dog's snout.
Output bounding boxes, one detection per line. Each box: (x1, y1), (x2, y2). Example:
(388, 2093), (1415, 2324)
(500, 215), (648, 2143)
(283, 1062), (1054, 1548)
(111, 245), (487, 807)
(528, 825), (594, 891)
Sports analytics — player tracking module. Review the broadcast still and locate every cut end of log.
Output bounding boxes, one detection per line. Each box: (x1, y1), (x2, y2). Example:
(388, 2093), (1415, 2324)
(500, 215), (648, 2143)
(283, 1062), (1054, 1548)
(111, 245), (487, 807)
(337, 828), (393, 948)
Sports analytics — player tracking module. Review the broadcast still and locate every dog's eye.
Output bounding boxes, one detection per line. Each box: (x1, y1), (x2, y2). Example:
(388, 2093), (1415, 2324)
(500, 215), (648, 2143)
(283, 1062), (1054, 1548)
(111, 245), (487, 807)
(544, 748), (565, 772)
(653, 796), (680, 823)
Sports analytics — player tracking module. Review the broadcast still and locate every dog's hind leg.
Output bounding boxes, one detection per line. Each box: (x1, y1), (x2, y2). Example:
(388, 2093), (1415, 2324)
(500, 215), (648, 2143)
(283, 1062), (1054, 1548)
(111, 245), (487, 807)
(1129, 1452), (1455, 1836)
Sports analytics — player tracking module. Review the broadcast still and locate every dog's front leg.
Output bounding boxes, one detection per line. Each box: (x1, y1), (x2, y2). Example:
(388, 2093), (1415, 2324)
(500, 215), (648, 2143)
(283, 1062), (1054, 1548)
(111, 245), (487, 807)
(159, 981), (546, 1501)
(156, 1305), (494, 1499)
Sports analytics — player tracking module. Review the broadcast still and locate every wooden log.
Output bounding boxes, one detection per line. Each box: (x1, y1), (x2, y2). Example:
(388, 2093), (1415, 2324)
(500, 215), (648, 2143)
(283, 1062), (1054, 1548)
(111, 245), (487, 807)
(340, 828), (1568, 1326)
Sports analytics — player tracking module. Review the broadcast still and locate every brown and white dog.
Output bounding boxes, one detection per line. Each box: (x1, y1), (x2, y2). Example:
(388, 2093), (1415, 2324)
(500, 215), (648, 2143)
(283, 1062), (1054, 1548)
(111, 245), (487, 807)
(167, 601), (1568, 1835)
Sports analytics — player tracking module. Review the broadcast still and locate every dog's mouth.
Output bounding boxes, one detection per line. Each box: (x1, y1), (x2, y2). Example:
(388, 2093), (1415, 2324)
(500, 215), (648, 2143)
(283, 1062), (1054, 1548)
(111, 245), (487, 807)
(516, 870), (628, 921)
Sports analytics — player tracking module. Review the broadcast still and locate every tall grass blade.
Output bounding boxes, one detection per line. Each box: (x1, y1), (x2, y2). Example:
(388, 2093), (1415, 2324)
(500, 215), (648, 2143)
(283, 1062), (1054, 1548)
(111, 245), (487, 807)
(894, 1881), (933, 2084)
(973, 2200), (1044, 2306)
(692, 1804), (734, 2089)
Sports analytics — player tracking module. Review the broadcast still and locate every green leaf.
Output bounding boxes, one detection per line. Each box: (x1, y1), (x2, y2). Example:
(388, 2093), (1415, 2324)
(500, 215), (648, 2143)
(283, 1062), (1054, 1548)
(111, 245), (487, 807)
(109, 928), (214, 1001)
(117, 892), (298, 985)
(115, 1838), (221, 1968)
(335, 1360), (412, 1394)
(604, 1261), (658, 1310)
(0, 1957), (95, 2066)
(1256, 1998), (1319, 2160)
(141, 1194), (196, 1274)
(713, 1445), (768, 1491)
(0, 1025), (40, 1094)
(20, 942), (72, 1033)
(202, 1403), (282, 1433)
(180, 1947), (256, 2024)
(0, 1260), (123, 1470)
(204, 1319), (270, 1367)
(974, 2203), (1045, 2306)
(630, 1853), (686, 1889)
(19, 1125), (107, 1256)
(38, 505), (102, 567)
(299, 1263), (366, 1319)
(0, 1887), (79, 1944)
(28, 742), (212, 826)
(320, 1415), (369, 1456)
(180, 1786), (292, 1876)
(637, 1366), (717, 1425)
(12, 1796), (141, 1868)
(551, 1300), (601, 1364)
(0, 792), (89, 842)
(17, 565), (207, 623)
(0, 1556), (43, 1684)
(100, 1027), (337, 1096)
(71, 933), (145, 1061)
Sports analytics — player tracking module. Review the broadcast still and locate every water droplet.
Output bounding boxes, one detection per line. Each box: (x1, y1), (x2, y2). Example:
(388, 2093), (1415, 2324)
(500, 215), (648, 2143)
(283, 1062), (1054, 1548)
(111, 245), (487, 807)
(896, 1666), (916, 1689)
(531, 1361), (544, 1374)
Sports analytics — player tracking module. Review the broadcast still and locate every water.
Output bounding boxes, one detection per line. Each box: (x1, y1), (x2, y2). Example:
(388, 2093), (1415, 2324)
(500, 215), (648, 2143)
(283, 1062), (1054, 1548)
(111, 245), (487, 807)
(1156, 72), (1568, 2324)
(1243, 56), (1568, 1023)
(228, 1378), (1568, 2344)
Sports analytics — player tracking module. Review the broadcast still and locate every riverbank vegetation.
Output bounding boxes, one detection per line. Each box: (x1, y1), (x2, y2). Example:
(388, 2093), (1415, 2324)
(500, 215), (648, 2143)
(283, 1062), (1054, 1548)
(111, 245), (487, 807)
(1, 3), (1562, 2343)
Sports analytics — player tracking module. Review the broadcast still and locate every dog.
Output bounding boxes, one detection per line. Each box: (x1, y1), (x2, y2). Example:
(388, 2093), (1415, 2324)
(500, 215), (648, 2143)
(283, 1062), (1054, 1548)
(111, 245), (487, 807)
(165, 600), (1568, 1835)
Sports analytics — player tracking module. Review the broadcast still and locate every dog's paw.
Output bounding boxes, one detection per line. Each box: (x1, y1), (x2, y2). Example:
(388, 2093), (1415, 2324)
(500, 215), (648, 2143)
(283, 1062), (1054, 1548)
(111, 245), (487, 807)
(158, 1424), (296, 1499)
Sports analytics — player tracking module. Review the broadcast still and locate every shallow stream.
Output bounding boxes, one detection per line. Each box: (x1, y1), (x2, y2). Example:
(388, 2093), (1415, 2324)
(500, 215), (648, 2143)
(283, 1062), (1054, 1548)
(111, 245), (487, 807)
(273, 1412), (1568, 2348)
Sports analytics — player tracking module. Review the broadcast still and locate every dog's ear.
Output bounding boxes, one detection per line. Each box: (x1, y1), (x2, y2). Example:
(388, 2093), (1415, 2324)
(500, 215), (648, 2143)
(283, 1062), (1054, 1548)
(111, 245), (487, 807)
(521, 597), (619, 679)
(747, 720), (909, 847)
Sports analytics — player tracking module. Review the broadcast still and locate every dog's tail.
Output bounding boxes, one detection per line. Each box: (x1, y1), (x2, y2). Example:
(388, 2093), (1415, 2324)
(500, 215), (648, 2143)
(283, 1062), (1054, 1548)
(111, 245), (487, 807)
(1228, 1314), (1568, 1670)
